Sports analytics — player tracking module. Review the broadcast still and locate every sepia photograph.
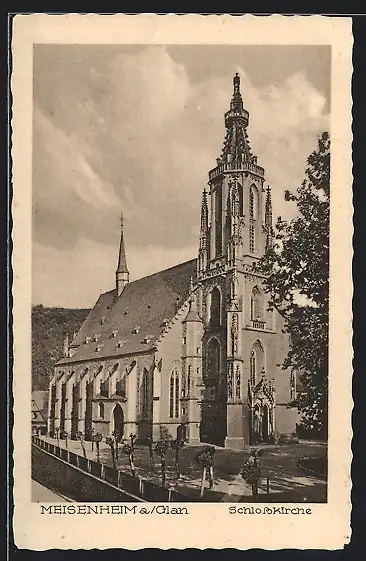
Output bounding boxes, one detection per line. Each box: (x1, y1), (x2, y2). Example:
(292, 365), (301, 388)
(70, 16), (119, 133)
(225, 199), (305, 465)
(12, 14), (352, 550)
(31, 42), (330, 504)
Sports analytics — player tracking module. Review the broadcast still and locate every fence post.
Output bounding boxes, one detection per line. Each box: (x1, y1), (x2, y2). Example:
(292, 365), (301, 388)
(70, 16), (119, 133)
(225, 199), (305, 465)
(100, 464), (105, 480)
(168, 486), (173, 502)
(87, 459), (91, 473)
(266, 476), (270, 496)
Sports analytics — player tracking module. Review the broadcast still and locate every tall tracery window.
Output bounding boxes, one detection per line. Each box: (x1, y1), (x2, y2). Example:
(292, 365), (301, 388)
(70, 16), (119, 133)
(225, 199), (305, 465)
(116, 375), (126, 398)
(210, 287), (221, 327)
(100, 378), (109, 397)
(250, 286), (263, 321)
(141, 368), (149, 419)
(250, 340), (265, 386)
(206, 338), (221, 386)
(169, 369), (180, 419)
(249, 186), (257, 220)
(249, 186), (257, 253)
(215, 187), (223, 256)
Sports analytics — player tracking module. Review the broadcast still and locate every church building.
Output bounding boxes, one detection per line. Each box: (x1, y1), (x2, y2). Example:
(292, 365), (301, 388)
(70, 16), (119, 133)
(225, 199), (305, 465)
(48, 73), (298, 449)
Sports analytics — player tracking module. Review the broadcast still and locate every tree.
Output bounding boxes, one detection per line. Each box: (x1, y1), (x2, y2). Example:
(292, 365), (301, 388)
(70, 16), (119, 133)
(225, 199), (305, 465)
(155, 440), (170, 487)
(170, 438), (185, 480)
(257, 132), (330, 437)
(121, 440), (136, 476)
(240, 449), (264, 501)
(112, 429), (122, 460)
(76, 431), (87, 459)
(93, 432), (103, 463)
(195, 445), (216, 498)
(106, 437), (116, 469)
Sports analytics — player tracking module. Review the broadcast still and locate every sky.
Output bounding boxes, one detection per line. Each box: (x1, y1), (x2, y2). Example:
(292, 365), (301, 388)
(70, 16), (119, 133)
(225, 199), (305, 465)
(32, 44), (330, 308)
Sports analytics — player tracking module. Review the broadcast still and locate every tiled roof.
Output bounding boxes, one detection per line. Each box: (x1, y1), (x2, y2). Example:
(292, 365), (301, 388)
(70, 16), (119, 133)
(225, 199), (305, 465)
(56, 259), (196, 365)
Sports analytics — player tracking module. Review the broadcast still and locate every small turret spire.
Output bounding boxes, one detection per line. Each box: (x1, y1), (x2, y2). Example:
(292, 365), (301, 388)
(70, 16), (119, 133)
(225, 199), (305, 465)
(265, 186), (273, 251)
(198, 188), (209, 274)
(116, 213), (129, 297)
(200, 188), (209, 233)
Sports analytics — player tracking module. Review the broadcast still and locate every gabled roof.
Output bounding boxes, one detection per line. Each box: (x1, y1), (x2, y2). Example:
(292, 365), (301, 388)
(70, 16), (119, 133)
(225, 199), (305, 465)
(32, 390), (48, 424)
(56, 259), (196, 365)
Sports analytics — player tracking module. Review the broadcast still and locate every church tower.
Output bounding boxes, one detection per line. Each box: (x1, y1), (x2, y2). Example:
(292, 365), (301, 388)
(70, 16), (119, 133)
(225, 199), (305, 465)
(116, 213), (129, 297)
(195, 73), (275, 449)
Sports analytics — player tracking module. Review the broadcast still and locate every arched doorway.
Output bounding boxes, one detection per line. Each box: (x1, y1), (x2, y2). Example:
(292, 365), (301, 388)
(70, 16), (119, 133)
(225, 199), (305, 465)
(112, 404), (124, 439)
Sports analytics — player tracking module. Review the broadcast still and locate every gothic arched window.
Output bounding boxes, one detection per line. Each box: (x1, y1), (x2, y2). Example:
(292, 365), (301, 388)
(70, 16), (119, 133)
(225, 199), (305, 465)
(169, 369), (180, 419)
(98, 402), (105, 419)
(238, 184), (244, 216)
(215, 187), (223, 256)
(206, 338), (221, 385)
(116, 374), (126, 398)
(141, 368), (149, 419)
(174, 370), (180, 418)
(250, 286), (263, 321)
(249, 185), (258, 220)
(250, 340), (265, 386)
(210, 287), (221, 327)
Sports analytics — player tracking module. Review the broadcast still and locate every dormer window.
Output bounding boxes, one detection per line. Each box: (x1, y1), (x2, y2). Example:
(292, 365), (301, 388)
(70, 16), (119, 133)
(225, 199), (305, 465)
(143, 335), (153, 344)
(84, 336), (91, 344)
(100, 316), (105, 325)
(95, 344), (104, 352)
(111, 330), (118, 338)
(93, 334), (100, 342)
(115, 340), (126, 350)
(162, 318), (169, 328)
(133, 326), (140, 334)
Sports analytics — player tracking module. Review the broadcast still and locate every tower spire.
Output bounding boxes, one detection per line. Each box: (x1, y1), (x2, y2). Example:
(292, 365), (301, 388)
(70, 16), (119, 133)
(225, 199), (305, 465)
(116, 212), (129, 297)
(221, 73), (253, 164)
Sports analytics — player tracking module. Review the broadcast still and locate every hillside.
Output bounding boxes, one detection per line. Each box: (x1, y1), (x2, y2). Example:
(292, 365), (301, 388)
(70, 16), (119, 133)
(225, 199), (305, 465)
(32, 305), (90, 390)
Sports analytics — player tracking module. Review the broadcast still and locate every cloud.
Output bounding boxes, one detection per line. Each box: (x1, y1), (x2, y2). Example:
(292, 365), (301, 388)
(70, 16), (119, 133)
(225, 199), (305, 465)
(33, 45), (329, 307)
(32, 238), (196, 308)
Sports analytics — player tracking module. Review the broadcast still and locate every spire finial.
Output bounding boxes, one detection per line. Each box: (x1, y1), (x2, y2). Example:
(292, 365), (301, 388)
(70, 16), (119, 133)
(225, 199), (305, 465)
(234, 72), (240, 93)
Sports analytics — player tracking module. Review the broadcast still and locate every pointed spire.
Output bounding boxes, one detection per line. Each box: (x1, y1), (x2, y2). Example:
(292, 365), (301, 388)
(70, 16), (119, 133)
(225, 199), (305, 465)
(221, 74), (253, 164)
(265, 186), (273, 251)
(117, 213), (129, 275)
(116, 213), (129, 297)
(200, 188), (209, 232)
